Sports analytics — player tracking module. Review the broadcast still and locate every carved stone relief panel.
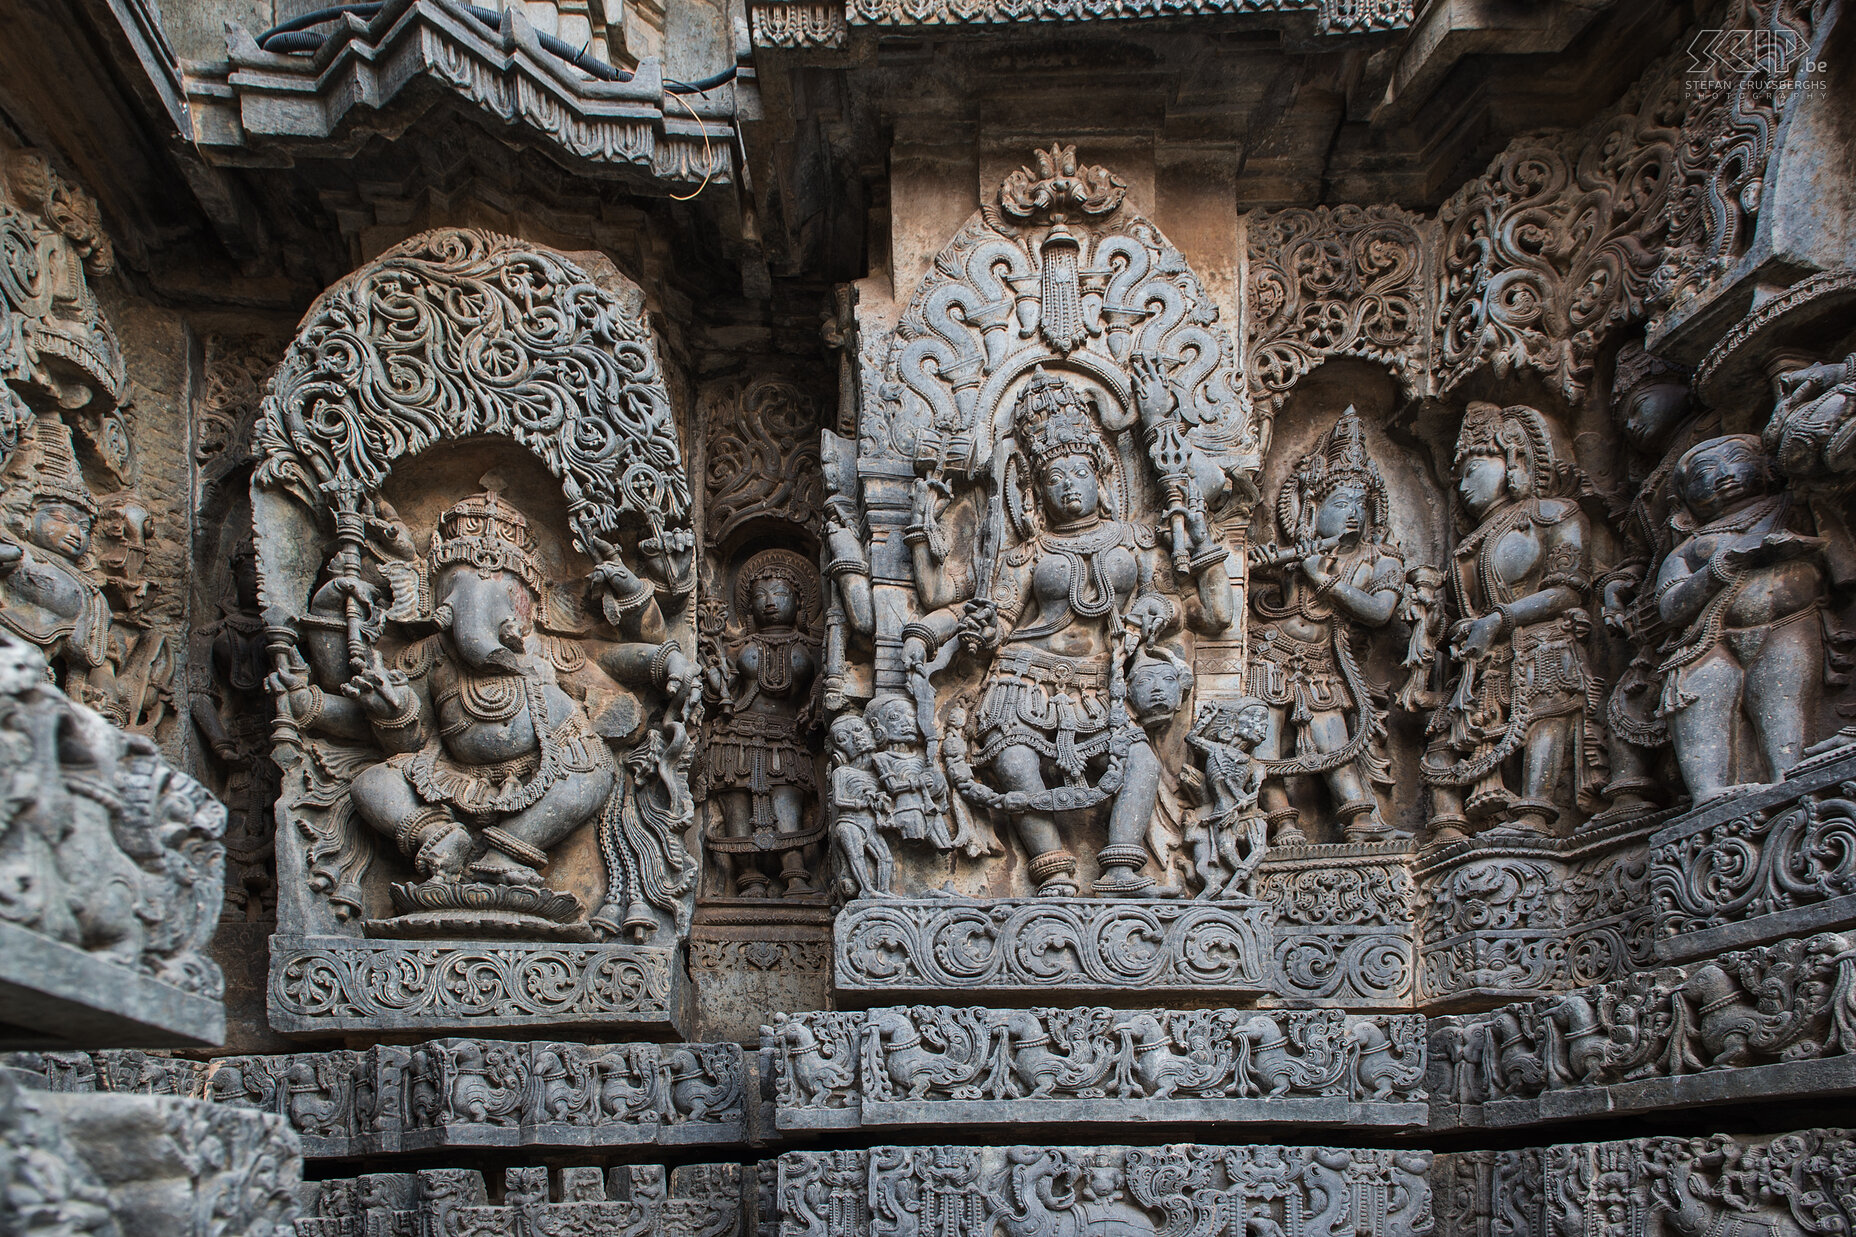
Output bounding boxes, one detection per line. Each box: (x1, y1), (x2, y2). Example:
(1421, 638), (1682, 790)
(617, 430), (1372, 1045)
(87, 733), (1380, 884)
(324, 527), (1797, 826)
(1243, 205), (1434, 414)
(43, 1036), (748, 1155)
(0, 1073), (300, 1237)
(1648, 0), (1834, 344)
(1434, 1129), (1855, 1237)
(295, 1162), (747, 1237)
(1434, 103), (1677, 403)
(762, 1004), (1427, 1131)
(253, 228), (699, 1035)
(0, 629), (227, 1047)
(829, 142), (1264, 976)
(776, 1143), (1433, 1237)
(1429, 929), (1856, 1130)
(1243, 382), (1448, 847)
(193, 334), (288, 925)
(0, 149), (179, 745)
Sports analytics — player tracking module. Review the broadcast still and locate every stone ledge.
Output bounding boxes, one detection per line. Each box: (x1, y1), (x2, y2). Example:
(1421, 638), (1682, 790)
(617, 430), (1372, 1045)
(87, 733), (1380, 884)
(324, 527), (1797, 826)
(0, 1076), (300, 1237)
(833, 898), (1275, 1000)
(267, 936), (685, 1036)
(1649, 747), (1856, 961)
(190, 0), (735, 191)
(39, 1038), (749, 1157)
(1428, 930), (1856, 1133)
(1432, 1054), (1856, 1132)
(763, 1006), (1426, 1132)
(0, 920), (225, 1050)
(776, 1144), (1432, 1237)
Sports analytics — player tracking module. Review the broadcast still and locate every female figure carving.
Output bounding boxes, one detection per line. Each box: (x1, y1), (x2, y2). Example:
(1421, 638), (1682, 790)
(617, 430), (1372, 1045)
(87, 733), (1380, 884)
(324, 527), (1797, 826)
(1653, 435), (1827, 801)
(1423, 402), (1605, 837)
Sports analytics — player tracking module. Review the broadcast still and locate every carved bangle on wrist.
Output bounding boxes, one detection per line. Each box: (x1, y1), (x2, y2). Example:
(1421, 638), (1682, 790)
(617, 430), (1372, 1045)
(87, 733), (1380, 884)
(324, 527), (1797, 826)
(1709, 552), (1738, 585)
(296, 685), (325, 729)
(1493, 603), (1518, 639)
(1188, 545), (1228, 574)
(375, 692), (421, 731)
(901, 622), (942, 653)
(650, 639), (681, 687)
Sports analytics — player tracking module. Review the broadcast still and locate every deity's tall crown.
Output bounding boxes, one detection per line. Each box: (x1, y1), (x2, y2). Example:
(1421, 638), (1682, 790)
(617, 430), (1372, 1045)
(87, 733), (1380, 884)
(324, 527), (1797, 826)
(1455, 401), (1580, 500)
(10, 413), (97, 517)
(1010, 368), (1111, 475)
(429, 478), (546, 596)
(1281, 406), (1388, 541)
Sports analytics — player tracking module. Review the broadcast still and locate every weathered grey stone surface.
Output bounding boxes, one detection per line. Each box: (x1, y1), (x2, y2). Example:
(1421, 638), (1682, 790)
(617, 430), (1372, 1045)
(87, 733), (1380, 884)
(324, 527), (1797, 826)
(833, 898), (1275, 998)
(10, 0), (1856, 1222)
(1435, 1129), (1856, 1237)
(268, 936), (687, 1035)
(763, 1006), (1426, 1131)
(1650, 746), (1856, 961)
(0, 1071), (300, 1237)
(1429, 932), (1856, 1130)
(776, 1144), (1433, 1237)
(0, 632), (227, 1048)
(34, 1037), (748, 1156)
(294, 1162), (747, 1237)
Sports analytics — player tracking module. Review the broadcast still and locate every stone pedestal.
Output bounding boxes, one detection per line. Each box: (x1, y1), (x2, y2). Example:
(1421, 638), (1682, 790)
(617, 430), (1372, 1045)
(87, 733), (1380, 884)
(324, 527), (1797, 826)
(1650, 745), (1856, 962)
(833, 898), (1275, 1001)
(267, 936), (688, 1037)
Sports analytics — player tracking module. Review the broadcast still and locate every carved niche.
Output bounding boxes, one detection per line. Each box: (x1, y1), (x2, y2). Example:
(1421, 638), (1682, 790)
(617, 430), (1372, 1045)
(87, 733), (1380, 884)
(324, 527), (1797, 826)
(253, 228), (700, 1035)
(829, 144), (1270, 998)
(694, 376), (830, 911)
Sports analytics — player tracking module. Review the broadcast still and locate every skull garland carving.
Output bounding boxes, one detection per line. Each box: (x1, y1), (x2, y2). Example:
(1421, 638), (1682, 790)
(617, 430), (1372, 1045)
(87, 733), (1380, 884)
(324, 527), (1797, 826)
(253, 229), (699, 948)
(839, 147), (1261, 902)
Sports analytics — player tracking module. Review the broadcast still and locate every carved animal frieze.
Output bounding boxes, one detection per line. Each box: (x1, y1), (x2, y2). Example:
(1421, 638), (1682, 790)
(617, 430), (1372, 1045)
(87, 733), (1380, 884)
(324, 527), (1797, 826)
(761, 1005), (1426, 1130)
(1430, 931), (1856, 1125)
(1435, 1129), (1856, 1237)
(36, 1037), (746, 1157)
(777, 1143), (1433, 1237)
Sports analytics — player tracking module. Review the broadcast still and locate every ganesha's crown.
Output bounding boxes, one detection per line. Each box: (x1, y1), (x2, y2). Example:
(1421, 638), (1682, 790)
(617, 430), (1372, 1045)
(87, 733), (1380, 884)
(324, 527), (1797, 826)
(429, 479), (545, 595)
(1011, 367), (1110, 473)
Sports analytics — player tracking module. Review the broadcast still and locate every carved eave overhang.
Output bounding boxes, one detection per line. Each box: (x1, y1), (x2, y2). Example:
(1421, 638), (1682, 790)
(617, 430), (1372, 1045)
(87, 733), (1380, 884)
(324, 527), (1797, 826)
(186, 0), (739, 196)
(749, 0), (1411, 51)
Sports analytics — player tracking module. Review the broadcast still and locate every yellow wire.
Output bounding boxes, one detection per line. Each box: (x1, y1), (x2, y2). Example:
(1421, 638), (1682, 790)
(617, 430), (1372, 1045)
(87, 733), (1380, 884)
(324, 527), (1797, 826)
(668, 86), (717, 201)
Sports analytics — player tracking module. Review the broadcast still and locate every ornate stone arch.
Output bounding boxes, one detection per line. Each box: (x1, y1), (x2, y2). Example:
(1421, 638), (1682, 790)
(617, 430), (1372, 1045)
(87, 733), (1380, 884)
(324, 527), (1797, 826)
(252, 227), (697, 1037)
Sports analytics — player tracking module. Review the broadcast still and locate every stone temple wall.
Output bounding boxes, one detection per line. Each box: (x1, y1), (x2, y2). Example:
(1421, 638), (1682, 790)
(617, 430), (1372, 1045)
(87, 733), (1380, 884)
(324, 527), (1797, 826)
(2, 0), (1856, 1232)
